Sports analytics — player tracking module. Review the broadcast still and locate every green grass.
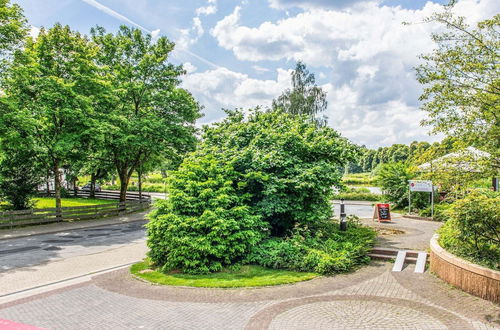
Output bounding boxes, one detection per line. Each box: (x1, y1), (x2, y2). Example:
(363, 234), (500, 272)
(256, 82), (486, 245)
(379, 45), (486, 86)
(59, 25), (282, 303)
(34, 197), (115, 208)
(131, 261), (319, 288)
(342, 173), (376, 186)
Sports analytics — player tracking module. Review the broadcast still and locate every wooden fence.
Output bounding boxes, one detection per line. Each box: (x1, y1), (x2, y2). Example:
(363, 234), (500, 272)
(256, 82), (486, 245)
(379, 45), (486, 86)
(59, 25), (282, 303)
(0, 191), (152, 229)
(40, 190), (151, 201)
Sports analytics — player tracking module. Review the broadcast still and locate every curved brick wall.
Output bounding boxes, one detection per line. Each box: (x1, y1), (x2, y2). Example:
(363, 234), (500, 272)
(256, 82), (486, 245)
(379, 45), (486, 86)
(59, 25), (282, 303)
(430, 234), (499, 303)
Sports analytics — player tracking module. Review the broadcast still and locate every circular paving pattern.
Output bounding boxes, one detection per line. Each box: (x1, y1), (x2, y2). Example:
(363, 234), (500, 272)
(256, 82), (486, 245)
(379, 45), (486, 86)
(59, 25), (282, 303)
(268, 300), (446, 329)
(245, 295), (471, 329)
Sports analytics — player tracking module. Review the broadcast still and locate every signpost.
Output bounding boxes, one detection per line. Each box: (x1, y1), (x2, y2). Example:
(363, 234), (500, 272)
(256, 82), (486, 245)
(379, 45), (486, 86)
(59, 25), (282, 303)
(408, 180), (434, 218)
(373, 203), (391, 222)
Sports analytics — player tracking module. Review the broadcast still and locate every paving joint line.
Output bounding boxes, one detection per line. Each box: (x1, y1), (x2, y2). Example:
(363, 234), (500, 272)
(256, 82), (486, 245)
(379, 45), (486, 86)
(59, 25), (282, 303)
(0, 261), (138, 301)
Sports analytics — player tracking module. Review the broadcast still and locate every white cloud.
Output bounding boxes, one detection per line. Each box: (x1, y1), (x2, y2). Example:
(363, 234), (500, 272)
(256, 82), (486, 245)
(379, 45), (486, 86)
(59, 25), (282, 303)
(29, 26), (40, 39)
(268, 0), (368, 10)
(183, 62), (197, 74)
(209, 0), (498, 146)
(196, 5), (217, 16)
(151, 29), (161, 41)
(252, 65), (270, 73)
(177, 17), (205, 49)
(182, 67), (292, 122)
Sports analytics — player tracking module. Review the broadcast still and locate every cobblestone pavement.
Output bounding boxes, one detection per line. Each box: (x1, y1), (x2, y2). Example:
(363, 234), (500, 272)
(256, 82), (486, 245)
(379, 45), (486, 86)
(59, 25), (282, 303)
(0, 262), (499, 329)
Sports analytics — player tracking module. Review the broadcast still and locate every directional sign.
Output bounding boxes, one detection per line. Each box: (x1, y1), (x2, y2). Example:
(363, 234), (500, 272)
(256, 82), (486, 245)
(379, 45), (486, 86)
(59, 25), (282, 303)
(409, 180), (433, 192)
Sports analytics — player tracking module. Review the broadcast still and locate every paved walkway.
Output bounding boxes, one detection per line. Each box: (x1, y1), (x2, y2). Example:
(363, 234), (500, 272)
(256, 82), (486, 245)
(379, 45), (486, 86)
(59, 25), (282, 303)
(0, 203), (498, 329)
(0, 261), (498, 329)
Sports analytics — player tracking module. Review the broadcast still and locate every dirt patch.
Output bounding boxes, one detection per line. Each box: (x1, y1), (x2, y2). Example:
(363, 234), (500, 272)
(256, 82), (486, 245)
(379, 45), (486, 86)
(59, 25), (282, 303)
(374, 227), (405, 236)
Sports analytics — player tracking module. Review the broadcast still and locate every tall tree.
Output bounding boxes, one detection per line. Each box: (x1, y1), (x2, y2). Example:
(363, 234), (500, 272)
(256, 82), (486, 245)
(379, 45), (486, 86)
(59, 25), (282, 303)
(91, 26), (202, 201)
(416, 12), (499, 172)
(272, 61), (328, 125)
(1, 24), (101, 210)
(0, 0), (27, 61)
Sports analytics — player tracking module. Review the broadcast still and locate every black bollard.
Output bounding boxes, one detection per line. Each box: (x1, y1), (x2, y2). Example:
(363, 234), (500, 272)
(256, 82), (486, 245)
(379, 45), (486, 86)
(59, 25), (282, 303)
(340, 198), (347, 231)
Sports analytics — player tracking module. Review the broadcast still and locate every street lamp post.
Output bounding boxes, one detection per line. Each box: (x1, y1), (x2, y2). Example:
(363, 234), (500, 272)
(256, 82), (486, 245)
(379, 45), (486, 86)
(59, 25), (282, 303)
(340, 198), (347, 231)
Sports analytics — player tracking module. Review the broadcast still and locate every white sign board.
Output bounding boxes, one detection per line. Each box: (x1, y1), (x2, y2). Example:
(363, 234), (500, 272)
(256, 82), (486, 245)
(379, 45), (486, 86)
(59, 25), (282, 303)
(409, 180), (433, 192)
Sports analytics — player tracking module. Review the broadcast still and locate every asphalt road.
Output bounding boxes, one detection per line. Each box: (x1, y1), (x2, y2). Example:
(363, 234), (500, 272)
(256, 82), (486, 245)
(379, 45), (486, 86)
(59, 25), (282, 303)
(0, 220), (147, 272)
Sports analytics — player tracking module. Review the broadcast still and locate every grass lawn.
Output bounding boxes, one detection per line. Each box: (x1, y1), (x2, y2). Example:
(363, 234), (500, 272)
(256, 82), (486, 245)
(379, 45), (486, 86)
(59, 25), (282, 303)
(34, 197), (115, 208)
(131, 261), (319, 288)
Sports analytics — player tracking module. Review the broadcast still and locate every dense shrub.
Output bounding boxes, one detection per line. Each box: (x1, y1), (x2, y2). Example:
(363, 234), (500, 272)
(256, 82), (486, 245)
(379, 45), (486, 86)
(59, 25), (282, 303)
(147, 152), (267, 274)
(147, 110), (369, 275)
(419, 203), (452, 221)
(0, 146), (42, 210)
(245, 217), (376, 274)
(438, 190), (499, 270)
(376, 162), (428, 210)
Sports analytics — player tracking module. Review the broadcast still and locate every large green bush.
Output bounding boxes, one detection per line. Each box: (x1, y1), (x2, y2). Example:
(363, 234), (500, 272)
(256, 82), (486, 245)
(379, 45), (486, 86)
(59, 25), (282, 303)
(147, 152), (266, 274)
(201, 109), (357, 236)
(438, 190), (499, 270)
(147, 110), (364, 275)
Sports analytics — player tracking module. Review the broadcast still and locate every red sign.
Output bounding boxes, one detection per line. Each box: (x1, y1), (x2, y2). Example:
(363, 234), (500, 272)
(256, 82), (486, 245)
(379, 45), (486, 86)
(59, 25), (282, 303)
(373, 203), (391, 222)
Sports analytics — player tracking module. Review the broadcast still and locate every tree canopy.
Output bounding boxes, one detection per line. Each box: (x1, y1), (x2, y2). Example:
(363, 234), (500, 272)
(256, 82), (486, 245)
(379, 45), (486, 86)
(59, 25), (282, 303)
(0, 0), (27, 61)
(91, 26), (202, 201)
(1, 24), (102, 209)
(416, 12), (499, 172)
(272, 61), (328, 125)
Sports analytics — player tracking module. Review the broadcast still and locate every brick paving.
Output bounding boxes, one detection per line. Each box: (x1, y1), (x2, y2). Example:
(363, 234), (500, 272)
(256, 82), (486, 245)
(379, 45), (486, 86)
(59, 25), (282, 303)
(0, 262), (498, 329)
(0, 204), (498, 329)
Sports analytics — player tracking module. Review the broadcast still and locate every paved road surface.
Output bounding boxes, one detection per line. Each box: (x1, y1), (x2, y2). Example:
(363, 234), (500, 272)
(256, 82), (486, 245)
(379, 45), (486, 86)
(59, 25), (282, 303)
(0, 221), (146, 273)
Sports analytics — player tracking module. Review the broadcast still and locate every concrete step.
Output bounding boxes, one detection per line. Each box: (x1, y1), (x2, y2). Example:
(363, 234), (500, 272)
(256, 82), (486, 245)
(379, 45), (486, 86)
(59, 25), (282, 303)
(369, 253), (418, 264)
(371, 247), (422, 259)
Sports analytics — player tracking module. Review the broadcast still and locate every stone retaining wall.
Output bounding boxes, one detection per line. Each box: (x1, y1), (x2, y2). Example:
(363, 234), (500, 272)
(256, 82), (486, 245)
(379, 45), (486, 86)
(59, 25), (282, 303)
(430, 234), (499, 303)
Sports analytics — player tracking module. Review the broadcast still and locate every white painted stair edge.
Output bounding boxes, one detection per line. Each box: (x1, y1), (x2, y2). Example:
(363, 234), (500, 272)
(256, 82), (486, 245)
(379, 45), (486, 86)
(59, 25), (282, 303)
(392, 250), (407, 272)
(414, 252), (427, 273)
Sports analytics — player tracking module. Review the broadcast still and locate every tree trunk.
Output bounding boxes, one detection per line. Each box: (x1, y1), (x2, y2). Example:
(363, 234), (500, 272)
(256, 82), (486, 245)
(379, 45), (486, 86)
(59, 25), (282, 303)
(118, 171), (130, 202)
(90, 173), (96, 199)
(53, 160), (62, 220)
(73, 176), (78, 197)
(138, 168), (142, 200)
(46, 169), (50, 196)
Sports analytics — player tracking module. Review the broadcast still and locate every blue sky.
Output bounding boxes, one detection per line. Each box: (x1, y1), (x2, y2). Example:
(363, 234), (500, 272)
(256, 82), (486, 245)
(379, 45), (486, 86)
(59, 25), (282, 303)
(14, 0), (499, 148)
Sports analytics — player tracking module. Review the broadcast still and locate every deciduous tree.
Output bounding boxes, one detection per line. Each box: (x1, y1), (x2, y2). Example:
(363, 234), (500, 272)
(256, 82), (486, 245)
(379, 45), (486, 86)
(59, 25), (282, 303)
(1, 24), (101, 210)
(91, 26), (202, 201)
(416, 12), (499, 171)
(272, 61), (328, 125)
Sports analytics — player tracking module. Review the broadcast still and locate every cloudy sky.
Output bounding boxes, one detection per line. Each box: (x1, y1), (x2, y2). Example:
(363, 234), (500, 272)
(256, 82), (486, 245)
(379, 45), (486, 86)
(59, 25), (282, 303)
(14, 0), (499, 148)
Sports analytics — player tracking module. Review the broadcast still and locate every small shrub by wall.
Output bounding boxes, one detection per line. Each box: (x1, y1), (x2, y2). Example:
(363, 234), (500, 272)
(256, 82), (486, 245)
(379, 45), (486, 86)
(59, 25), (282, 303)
(430, 235), (499, 303)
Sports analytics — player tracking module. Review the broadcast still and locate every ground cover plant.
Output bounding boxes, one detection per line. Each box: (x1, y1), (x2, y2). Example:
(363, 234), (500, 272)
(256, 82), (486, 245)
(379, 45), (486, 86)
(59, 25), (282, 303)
(438, 190), (499, 270)
(147, 110), (376, 277)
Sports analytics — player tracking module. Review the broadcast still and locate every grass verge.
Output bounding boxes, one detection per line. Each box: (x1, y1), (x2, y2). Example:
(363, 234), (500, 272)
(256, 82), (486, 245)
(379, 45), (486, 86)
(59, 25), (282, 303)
(131, 261), (319, 288)
(34, 197), (115, 208)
